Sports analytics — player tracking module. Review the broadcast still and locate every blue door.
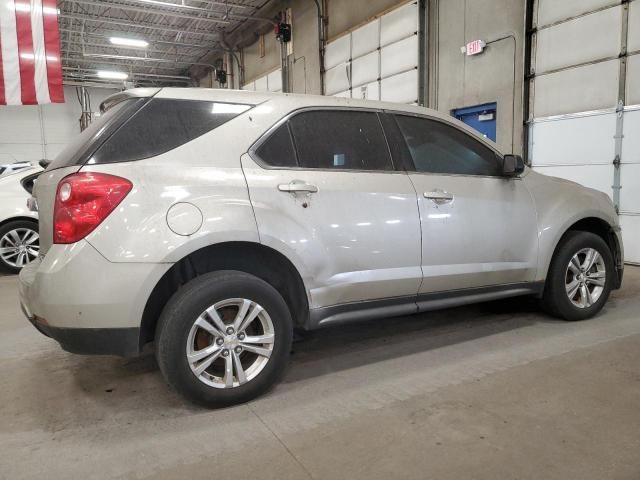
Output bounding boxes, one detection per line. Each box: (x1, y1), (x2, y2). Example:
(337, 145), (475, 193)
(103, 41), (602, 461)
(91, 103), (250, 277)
(452, 103), (497, 142)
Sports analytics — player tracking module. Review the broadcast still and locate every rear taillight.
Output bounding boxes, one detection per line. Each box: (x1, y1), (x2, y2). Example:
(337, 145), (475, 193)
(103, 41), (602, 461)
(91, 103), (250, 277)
(53, 172), (132, 244)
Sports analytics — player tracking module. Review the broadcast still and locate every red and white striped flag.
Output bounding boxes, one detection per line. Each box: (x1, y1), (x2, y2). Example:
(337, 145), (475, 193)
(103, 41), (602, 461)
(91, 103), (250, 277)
(0, 0), (64, 105)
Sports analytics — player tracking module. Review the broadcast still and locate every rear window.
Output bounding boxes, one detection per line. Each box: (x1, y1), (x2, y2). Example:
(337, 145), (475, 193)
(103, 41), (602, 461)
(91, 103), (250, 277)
(89, 99), (252, 164)
(48, 98), (146, 171)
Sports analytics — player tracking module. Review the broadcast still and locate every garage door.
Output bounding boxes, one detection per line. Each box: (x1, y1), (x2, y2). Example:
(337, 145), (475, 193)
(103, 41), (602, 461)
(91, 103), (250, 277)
(323, 1), (419, 104)
(529, 0), (640, 264)
(242, 68), (283, 93)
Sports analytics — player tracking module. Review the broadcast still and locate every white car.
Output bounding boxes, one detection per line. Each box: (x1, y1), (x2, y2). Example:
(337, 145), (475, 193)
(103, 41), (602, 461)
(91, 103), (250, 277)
(0, 165), (41, 273)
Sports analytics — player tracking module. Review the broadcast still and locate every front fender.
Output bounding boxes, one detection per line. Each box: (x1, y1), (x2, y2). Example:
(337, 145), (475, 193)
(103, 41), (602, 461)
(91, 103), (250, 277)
(523, 170), (620, 282)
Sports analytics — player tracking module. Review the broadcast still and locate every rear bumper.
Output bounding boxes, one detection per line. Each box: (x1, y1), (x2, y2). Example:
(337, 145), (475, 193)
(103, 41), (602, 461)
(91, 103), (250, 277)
(19, 240), (171, 356)
(26, 312), (140, 356)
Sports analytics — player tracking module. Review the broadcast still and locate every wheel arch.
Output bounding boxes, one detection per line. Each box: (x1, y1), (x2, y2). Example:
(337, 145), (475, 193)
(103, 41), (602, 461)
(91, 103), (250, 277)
(545, 216), (622, 286)
(139, 241), (309, 351)
(0, 216), (38, 230)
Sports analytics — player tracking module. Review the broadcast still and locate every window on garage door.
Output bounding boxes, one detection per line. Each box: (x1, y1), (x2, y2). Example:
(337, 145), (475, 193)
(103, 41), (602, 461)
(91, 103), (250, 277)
(323, 1), (419, 104)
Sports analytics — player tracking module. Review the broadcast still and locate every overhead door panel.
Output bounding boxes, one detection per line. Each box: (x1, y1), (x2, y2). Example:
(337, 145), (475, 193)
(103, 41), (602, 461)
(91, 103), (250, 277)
(530, 1), (639, 262)
(628, 1), (640, 52)
(380, 1), (417, 46)
(627, 55), (640, 104)
(535, 6), (622, 74)
(530, 113), (616, 167)
(324, 34), (350, 70)
(620, 216), (640, 264)
(533, 165), (613, 195)
(536, 0), (619, 27)
(351, 20), (379, 58)
(325, 63), (350, 95)
(324, 1), (418, 104)
(380, 69), (418, 104)
(533, 60), (619, 117)
(381, 34), (418, 78)
(352, 51), (379, 88)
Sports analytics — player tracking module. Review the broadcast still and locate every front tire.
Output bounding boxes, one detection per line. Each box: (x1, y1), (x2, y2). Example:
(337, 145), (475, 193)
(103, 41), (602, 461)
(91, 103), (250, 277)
(155, 270), (293, 408)
(542, 231), (615, 321)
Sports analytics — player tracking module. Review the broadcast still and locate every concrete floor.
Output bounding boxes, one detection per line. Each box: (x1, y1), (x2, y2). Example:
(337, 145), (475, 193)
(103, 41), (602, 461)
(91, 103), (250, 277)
(1, 269), (640, 480)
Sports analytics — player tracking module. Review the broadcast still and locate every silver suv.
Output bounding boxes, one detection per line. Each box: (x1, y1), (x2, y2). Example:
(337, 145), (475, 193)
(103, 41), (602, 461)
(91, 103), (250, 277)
(19, 88), (624, 407)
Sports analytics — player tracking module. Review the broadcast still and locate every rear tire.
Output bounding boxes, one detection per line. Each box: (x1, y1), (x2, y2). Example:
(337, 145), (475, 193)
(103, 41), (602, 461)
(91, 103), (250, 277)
(542, 231), (615, 321)
(155, 270), (293, 408)
(0, 219), (39, 274)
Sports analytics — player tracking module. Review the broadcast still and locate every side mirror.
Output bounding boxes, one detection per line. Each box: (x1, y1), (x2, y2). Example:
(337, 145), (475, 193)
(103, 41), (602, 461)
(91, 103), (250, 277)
(502, 154), (525, 177)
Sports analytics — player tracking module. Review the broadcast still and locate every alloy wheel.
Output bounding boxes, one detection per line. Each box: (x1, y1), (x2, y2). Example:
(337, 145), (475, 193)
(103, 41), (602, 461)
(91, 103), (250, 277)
(565, 247), (606, 309)
(0, 227), (39, 269)
(186, 298), (275, 388)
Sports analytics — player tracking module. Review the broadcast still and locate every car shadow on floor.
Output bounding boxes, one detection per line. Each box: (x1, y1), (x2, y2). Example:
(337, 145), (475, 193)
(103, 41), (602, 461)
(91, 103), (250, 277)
(49, 296), (560, 412)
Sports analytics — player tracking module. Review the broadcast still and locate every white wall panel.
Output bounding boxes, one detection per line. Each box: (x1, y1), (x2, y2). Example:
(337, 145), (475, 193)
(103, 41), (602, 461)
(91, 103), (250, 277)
(380, 69), (418, 103)
(627, 54), (640, 105)
(530, 113), (616, 166)
(0, 144), (44, 163)
(628, 0), (640, 53)
(241, 81), (256, 90)
(0, 86), (117, 164)
(267, 69), (282, 92)
(254, 76), (268, 92)
(533, 165), (613, 198)
(0, 105), (42, 144)
(622, 109), (640, 162)
(619, 215), (640, 263)
(381, 34), (418, 78)
(380, 1), (418, 46)
(351, 51), (379, 88)
(619, 164), (640, 212)
(533, 59), (619, 117)
(325, 63), (350, 95)
(324, 35), (350, 69)
(535, 6), (622, 74)
(536, 0), (619, 28)
(351, 19), (379, 58)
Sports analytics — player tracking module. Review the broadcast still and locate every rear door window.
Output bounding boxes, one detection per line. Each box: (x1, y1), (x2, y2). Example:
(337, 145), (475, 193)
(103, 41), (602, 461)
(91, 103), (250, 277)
(288, 110), (394, 171)
(254, 123), (298, 168)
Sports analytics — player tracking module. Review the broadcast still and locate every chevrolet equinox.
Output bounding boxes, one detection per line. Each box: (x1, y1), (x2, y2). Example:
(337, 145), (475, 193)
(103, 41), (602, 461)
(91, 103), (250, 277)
(19, 88), (624, 407)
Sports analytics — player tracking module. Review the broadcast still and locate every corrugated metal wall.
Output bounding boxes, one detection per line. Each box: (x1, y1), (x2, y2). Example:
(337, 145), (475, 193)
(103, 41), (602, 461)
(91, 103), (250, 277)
(0, 86), (117, 165)
(529, 0), (640, 263)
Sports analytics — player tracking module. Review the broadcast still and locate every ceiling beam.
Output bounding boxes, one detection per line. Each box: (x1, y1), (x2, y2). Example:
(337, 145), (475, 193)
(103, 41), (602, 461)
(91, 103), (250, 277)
(59, 28), (212, 49)
(60, 13), (220, 38)
(62, 40), (208, 59)
(65, 0), (231, 25)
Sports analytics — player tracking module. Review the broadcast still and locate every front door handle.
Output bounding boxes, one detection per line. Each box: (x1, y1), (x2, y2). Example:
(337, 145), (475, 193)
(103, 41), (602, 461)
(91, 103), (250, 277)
(424, 190), (454, 204)
(278, 180), (318, 193)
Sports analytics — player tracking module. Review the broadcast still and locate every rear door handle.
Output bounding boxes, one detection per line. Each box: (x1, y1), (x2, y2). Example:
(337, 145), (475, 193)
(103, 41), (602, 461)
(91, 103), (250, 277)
(424, 190), (454, 204)
(278, 181), (318, 193)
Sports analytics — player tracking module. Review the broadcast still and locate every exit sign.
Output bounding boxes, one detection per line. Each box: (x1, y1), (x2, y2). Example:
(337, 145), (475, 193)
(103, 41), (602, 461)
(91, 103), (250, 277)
(463, 40), (486, 56)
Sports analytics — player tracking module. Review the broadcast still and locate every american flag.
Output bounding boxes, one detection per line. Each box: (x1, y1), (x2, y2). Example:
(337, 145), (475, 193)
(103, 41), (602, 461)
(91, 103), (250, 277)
(0, 0), (64, 105)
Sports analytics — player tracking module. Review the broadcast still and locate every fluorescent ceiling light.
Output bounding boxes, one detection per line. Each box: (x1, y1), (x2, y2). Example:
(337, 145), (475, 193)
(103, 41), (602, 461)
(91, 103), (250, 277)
(97, 70), (128, 80)
(109, 37), (149, 48)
